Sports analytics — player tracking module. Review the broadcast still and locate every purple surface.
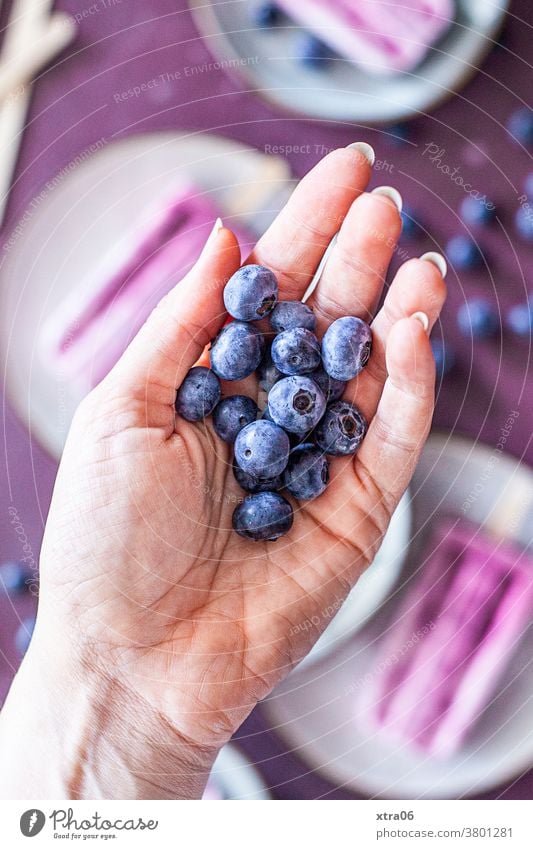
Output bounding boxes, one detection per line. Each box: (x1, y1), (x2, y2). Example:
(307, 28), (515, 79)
(0, 0), (532, 799)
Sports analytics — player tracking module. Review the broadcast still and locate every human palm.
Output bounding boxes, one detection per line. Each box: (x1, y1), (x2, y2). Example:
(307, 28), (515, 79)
(38, 148), (446, 753)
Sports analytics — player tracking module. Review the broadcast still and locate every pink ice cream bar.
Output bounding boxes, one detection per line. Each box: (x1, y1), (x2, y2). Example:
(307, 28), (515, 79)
(358, 520), (533, 758)
(277, 0), (454, 75)
(40, 183), (251, 394)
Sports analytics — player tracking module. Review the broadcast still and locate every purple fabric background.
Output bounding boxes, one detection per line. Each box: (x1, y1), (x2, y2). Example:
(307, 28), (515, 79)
(0, 0), (531, 798)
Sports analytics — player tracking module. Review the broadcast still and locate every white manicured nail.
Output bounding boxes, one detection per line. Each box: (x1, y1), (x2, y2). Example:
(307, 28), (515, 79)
(411, 311), (430, 333)
(420, 251), (447, 278)
(346, 141), (375, 166)
(371, 186), (403, 213)
(203, 217), (224, 252)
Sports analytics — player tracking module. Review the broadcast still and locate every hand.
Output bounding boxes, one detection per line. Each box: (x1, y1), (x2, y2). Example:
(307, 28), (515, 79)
(0, 147), (446, 799)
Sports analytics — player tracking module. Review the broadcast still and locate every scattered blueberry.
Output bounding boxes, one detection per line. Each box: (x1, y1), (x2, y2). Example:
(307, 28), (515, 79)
(270, 301), (316, 333)
(251, 1), (280, 27)
(311, 366), (346, 402)
(431, 338), (455, 379)
(234, 419), (290, 478)
(284, 445), (329, 500)
(446, 235), (483, 270)
(224, 264), (278, 322)
(315, 400), (367, 456)
(175, 366), (220, 422)
(271, 327), (321, 375)
(400, 206), (423, 240)
(0, 561), (28, 595)
(257, 348), (282, 392)
(294, 33), (331, 69)
(232, 492), (293, 542)
(233, 459), (284, 493)
(321, 316), (372, 381)
(213, 395), (258, 444)
(460, 196), (496, 226)
(506, 300), (532, 336)
(507, 107), (533, 147)
(15, 616), (35, 656)
(210, 321), (265, 380)
(268, 375), (326, 435)
(457, 299), (498, 339)
(386, 123), (410, 146)
(515, 205), (533, 242)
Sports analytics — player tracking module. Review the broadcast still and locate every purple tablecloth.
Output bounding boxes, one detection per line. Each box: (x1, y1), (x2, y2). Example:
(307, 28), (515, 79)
(0, 0), (532, 799)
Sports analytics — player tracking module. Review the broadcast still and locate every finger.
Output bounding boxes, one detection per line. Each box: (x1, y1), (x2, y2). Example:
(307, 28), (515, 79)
(354, 314), (436, 516)
(109, 223), (241, 397)
(309, 186), (403, 333)
(246, 143), (374, 301)
(347, 253), (447, 420)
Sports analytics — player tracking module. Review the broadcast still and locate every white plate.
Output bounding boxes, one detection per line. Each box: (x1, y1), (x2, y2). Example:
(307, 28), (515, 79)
(0, 132), (292, 459)
(264, 434), (533, 798)
(204, 743), (271, 799)
(188, 0), (509, 123)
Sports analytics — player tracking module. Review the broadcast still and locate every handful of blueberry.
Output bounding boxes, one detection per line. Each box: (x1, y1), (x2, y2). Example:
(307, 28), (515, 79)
(175, 265), (372, 542)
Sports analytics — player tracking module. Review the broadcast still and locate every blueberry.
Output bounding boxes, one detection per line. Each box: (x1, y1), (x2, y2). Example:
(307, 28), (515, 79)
(446, 235), (483, 270)
(457, 299), (498, 339)
(0, 561), (28, 595)
(234, 419), (290, 478)
(257, 348), (282, 392)
(311, 366), (346, 402)
(507, 108), (533, 147)
(386, 123), (410, 146)
(251, 1), (280, 26)
(213, 395), (258, 443)
(315, 400), (367, 456)
(400, 206), (423, 240)
(223, 265), (278, 322)
(15, 616), (35, 656)
(460, 196), (496, 226)
(233, 459), (285, 493)
(232, 492), (293, 542)
(506, 301), (532, 336)
(294, 33), (331, 69)
(431, 338), (455, 378)
(175, 366), (221, 422)
(271, 327), (321, 375)
(284, 445), (329, 500)
(210, 322), (265, 380)
(515, 205), (533, 242)
(270, 301), (316, 333)
(268, 375), (326, 435)
(321, 316), (372, 381)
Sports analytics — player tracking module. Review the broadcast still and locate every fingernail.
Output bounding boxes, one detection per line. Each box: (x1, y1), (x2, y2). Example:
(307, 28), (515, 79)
(420, 251), (447, 279)
(371, 186), (403, 213)
(203, 217), (224, 253)
(411, 311), (430, 333)
(346, 141), (375, 166)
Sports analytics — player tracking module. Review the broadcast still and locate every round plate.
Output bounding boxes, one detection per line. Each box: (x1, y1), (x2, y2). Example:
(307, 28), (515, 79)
(204, 743), (271, 799)
(264, 434), (533, 799)
(188, 0), (509, 123)
(0, 132), (291, 459)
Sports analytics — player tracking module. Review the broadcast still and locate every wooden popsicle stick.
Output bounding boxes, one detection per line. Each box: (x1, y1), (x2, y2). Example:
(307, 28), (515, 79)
(0, 14), (75, 105)
(0, 0), (68, 226)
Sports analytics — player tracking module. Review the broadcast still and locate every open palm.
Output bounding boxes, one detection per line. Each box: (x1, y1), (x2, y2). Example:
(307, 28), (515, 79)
(39, 147), (446, 759)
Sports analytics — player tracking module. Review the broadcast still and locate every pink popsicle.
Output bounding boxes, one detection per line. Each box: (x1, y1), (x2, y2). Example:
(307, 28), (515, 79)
(358, 520), (533, 758)
(41, 183), (252, 394)
(276, 0), (454, 75)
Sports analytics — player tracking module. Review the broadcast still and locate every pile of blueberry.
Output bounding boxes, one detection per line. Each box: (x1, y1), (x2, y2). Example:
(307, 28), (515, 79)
(175, 265), (372, 542)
